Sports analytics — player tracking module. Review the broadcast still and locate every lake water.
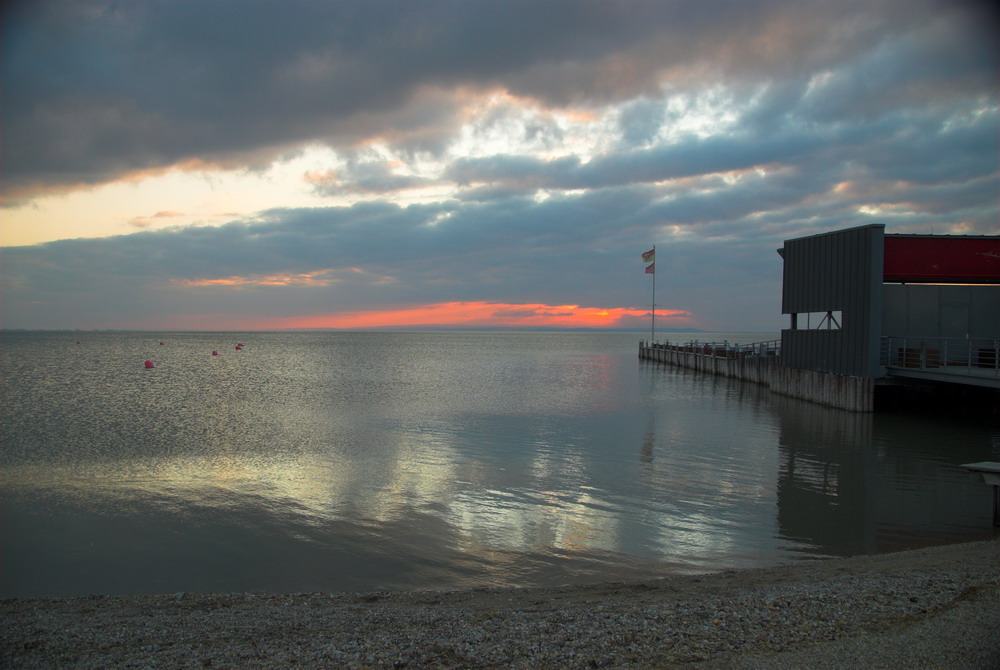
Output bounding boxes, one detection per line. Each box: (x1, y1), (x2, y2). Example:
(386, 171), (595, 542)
(1, 330), (997, 597)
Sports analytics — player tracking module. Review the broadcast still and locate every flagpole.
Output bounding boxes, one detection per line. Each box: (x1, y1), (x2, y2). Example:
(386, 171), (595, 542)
(651, 244), (656, 343)
(642, 246), (656, 344)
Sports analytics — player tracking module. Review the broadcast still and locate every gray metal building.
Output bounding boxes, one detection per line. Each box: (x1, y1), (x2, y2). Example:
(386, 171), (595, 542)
(642, 224), (998, 410)
(778, 224), (885, 377)
(778, 224), (1000, 387)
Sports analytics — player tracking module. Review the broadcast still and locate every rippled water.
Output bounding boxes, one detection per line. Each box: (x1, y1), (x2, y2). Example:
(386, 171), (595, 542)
(1, 331), (997, 597)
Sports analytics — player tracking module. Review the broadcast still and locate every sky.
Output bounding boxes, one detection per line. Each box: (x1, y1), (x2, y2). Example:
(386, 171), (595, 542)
(1, 0), (997, 332)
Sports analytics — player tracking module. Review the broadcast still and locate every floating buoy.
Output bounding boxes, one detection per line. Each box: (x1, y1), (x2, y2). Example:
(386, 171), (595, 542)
(212, 350), (218, 356)
(159, 341), (164, 345)
(235, 345), (243, 350)
(144, 360), (155, 368)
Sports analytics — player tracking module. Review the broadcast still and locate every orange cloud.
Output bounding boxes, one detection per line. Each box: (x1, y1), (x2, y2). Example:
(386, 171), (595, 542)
(253, 301), (692, 330)
(173, 268), (374, 288)
(127, 209), (186, 229)
(302, 169), (338, 186)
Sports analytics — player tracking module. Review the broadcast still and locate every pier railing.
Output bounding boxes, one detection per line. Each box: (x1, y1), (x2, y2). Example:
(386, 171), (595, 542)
(640, 339), (782, 360)
(639, 338), (782, 387)
(880, 336), (1000, 385)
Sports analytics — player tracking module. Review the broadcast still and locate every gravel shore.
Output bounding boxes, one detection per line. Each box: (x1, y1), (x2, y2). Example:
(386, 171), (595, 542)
(3, 539), (998, 669)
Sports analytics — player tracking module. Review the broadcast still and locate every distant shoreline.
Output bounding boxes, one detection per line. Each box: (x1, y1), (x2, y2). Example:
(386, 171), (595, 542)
(4, 539), (997, 669)
(1, 327), (724, 333)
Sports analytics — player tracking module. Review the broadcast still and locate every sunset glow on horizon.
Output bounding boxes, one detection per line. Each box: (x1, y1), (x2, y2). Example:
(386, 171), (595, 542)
(107, 301), (691, 332)
(178, 301), (691, 331)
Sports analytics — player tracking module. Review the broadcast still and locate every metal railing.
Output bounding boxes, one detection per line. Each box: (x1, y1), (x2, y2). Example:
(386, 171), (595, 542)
(880, 336), (1000, 377)
(642, 339), (782, 359)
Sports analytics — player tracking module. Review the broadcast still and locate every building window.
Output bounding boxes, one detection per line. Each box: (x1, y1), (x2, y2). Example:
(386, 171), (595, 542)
(790, 311), (842, 330)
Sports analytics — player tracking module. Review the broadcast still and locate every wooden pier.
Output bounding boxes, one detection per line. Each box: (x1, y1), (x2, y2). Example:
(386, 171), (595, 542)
(639, 340), (875, 412)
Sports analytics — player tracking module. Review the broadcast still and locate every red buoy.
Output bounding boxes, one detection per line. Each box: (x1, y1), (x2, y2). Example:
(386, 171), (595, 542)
(144, 360), (155, 368)
(212, 350), (218, 356)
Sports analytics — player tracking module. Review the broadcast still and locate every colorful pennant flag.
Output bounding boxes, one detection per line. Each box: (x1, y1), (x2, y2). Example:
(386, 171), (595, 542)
(642, 248), (655, 263)
(645, 263), (655, 274)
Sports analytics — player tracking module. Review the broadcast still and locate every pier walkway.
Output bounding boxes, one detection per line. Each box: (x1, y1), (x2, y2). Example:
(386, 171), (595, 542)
(880, 336), (1000, 389)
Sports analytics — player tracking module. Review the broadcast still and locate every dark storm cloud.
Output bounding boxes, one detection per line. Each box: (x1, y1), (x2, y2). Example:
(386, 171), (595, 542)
(1, 0), (670, 199)
(307, 159), (437, 197)
(618, 99), (668, 148)
(4, 0), (988, 202)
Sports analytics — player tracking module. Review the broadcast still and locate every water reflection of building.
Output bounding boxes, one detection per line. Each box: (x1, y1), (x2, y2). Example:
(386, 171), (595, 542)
(770, 393), (996, 557)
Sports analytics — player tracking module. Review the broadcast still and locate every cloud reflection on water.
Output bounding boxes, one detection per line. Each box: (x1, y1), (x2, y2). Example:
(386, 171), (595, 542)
(2, 331), (996, 597)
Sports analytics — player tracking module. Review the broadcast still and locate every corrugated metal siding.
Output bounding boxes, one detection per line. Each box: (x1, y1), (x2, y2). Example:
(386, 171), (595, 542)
(780, 225), (884, 377)
(884, 284), (1000, 338)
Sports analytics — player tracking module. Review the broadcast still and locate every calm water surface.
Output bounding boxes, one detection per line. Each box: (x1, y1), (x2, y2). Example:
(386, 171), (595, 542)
(1, 331), (997, 597)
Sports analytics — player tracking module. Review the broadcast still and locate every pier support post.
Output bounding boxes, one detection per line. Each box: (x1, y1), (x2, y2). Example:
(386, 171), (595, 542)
(962, 462), (1000, 527)
(638, 341), (874, 412)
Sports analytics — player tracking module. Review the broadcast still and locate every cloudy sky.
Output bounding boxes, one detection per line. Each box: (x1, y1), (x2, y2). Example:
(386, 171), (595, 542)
(1, 0), (997, 332)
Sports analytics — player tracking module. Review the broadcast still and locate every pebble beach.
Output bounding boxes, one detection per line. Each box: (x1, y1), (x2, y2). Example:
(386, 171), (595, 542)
(3, 539), (998, 669)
